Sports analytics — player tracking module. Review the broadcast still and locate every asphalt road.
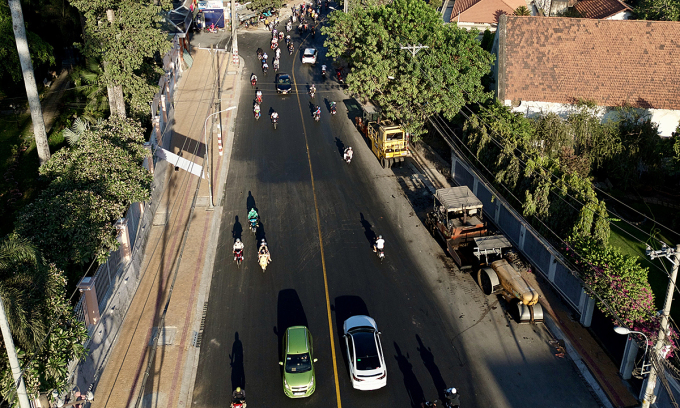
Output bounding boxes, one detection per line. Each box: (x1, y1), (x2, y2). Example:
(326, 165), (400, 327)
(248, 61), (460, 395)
(191, 13), (602, 408)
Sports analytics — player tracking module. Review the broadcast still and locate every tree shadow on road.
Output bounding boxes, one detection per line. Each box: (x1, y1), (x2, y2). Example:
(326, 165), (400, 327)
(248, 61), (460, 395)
(394, 342), (425, 408)
(230, 332), (245, 391)
(416, 334), (448, 401)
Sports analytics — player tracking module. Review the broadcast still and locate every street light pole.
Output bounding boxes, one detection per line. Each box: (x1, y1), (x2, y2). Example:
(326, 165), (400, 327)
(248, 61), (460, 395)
(614, 326), (651, 376)
(643, 244), (680, 408)
(203, 106), (237, 208)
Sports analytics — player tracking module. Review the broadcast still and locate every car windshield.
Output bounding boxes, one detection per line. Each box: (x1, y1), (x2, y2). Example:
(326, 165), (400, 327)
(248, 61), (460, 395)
(352, 330), (380, 371)
(304, 49), (315, 56)
(285, 353), (312, 373)
(278, 76), (290, 84)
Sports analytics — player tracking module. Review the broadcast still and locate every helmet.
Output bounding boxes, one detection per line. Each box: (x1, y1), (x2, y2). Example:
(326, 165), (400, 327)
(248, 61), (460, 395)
(261, 239), (266, 243)
(236, 238), (241, 243)
(378, 235), (383, 239)
(236, 387), (241, 393)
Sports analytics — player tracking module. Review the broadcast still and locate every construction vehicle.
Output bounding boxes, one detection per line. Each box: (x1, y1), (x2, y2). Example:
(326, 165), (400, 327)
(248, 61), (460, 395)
(425, 187), (543, 323)
(472, 235), (544, 323)
(424, 186), (488, 268)
(355, 101), (410, 169)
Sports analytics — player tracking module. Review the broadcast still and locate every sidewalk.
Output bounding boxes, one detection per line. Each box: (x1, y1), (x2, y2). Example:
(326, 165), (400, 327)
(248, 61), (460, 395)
(408, 141), (639, 408)
(91, 48), (241, 408)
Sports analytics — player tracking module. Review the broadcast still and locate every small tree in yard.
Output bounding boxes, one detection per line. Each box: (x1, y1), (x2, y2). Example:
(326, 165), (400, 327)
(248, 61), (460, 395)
(16, 116), (152, 268)
(322, 0), (494, 139)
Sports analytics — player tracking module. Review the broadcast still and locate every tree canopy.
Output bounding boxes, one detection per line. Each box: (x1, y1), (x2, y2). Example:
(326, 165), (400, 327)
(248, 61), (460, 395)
(322, 0), (494, 137)
(634, 0), (680, 20)
(70, 0), (172, 119)
(16, 116), (152, 267)
(0, 4), (55, 85)
(0, 234), (87, 403)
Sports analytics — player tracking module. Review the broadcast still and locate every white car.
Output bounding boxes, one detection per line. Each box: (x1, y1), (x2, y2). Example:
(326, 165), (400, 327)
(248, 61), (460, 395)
(343, 315), (387, 390)
(302, 48), (318, 64)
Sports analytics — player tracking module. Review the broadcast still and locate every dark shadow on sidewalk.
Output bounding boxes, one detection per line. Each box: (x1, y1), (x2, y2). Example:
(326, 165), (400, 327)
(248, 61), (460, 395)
(230, 332), (245, 391)
(394, 342), (425, 408)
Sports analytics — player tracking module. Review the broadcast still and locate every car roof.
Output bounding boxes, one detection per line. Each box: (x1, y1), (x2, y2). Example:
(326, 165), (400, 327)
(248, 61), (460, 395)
(286, 326), (310, 354)
(344, 315), (378, 332)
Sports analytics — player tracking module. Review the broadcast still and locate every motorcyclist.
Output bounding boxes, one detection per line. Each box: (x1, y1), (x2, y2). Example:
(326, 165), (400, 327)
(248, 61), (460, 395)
(272, 28), (278, 37)
(275, 47), (281, 59)
(288, 43), (294, 54)
(309, 84), (316, 97)
(250, 73), (257, 85)
(273, 58), (280, 71)
(262, 62), (269, 72)
(321, 64), (327, 77)
(330, 101), (337, 114)
(259, 239), (272, 262)
(262, 52), (268, 61)
(233, 239), (244, 260)
(256, 48), (264, 60)
(256, 89), (262, 103)
(287, 21), (292, 31)
(248, 208), (259, 223)
(443, 387), (461, 407)
(373, 235), (385, 253)
(285, 35), (291, 45)
(314, 105), (321, 120)
(232, 387), (246, 402)
(271, 111), (279, 124)
(254, 103), (261, 114)
(344, 146), (353, 162)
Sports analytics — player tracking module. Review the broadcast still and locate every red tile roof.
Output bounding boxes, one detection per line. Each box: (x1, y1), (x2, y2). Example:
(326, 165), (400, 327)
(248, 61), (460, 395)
(497, 16), (680, 111)
(573, 0), (631, 19)
(450, 0), (526, 23)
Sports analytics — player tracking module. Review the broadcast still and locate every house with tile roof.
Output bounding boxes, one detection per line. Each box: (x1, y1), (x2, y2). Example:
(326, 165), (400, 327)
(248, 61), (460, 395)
(448, 0), (528, 32)
(492, 15), (680, 136)
(571, 0), (632, 19)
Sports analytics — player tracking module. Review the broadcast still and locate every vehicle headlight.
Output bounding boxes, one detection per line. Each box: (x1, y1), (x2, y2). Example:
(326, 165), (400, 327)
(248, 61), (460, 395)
(284, 379), (291, 390)
(308, 377), (314, 387)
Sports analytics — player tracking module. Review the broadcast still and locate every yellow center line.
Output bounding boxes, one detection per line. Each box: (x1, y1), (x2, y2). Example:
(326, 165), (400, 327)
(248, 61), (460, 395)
(291, 39), (342, 408)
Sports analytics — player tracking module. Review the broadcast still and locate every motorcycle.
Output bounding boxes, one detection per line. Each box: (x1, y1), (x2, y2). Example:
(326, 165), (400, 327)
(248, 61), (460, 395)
(376, 248), (385, 262)
(272, 116), (278, 129)
(234, 249), (244, 267)
(231, 395), (246, 408)
(442, 387), (461, 408)
(262, 66), (268, 74)
(254, 110), (261, 120)
(279, 32), (284, 41)
(321, 66), (327, 77)
(288, 45), (294, 55)
(256, 94), (262, 104)
(251, 78), (257, 87)
(249, 217), (258, 233)
(259, 253), (270, 272)
(336, 70), (344, 84)
(309, 88), (315, 98)
(314, 112), (320, 122)
(330, 102), (337, 115)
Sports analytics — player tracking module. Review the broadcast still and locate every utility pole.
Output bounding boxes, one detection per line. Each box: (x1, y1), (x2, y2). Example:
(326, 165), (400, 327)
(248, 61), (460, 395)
(643, 243), (680, 408)
(0, 296), (31, 408)
(400, 44), (429, 57)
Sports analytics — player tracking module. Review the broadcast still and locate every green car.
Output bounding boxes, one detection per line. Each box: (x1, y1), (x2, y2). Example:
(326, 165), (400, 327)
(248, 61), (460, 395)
(279, 326), (317, 398)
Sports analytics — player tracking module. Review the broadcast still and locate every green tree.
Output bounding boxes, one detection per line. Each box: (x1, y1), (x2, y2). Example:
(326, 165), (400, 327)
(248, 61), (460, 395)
(0, 4), (54, 85)
(247, 0), (283, 11)
(514, 5), (531, 15)
(70, 0), (172, 119)
(16, 117), (152, 267)
(322, 0), (493, 138)
(0, 234), (87, 403)
(634, 0), (680, 20)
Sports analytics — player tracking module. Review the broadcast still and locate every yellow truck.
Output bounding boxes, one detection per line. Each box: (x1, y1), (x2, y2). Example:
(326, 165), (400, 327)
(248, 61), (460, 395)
(355, 102), (410, 169)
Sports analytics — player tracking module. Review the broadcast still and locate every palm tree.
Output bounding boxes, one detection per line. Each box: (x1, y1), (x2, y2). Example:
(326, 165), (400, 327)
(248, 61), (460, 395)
(8, 0), (51, 166)
(514, 5), (532, 15)
(0, 234), (49, 351)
